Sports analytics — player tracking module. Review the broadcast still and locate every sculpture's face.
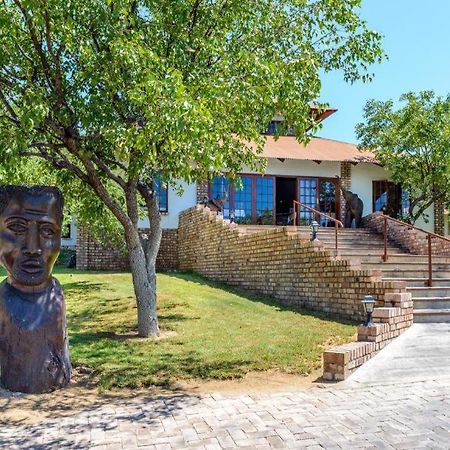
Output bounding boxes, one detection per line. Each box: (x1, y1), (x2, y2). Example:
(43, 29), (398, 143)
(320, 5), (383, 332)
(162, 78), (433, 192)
(0, 192), (61, 291)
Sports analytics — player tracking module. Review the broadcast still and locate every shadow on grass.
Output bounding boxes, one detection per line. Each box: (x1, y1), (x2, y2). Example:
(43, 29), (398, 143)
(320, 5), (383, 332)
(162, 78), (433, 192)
(63, 281), (108, 295)
(70, 329), (253, 388)
(162, 271), (356, 327)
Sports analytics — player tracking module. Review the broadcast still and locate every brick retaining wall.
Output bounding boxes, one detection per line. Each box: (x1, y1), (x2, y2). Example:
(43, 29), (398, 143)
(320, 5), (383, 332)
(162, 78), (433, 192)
(76, 227), (179, 271)
(363, 212), (450, 255)
(178, 205), (406, 323)
(323, 292), (413, 380)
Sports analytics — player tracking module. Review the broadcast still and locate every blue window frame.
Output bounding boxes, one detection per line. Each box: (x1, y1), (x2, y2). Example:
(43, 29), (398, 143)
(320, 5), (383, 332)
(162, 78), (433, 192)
(256, 177), (274, 224)
(210, 176), (231, 219)
(208, 174), (275, 224)
(298, 178), (317, 224)
(154, 177), (168, 213)
(234, 176), (253, 224)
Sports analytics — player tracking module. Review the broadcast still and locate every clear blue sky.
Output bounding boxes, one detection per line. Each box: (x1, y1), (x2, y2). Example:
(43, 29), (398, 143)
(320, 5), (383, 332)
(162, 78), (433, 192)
(316, 0), (450, 143)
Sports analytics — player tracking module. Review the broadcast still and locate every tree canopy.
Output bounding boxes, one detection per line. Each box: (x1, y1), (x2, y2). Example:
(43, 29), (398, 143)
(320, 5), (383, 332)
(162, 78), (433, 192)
(0, 0), (383, 336)
(356, 91), (450, 223)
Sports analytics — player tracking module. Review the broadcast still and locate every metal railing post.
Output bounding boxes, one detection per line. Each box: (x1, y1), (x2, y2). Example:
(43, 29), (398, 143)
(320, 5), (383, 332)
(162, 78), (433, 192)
(292, 200), (342, 257)
(335, 221), (338, 256)
(427, 234), (433, 287)
(383, 216), (388, 262)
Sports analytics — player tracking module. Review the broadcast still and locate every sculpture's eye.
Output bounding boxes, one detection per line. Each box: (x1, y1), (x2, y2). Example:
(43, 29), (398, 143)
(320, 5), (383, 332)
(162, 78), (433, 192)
(7, 223), (27, 234)
(41, 225), (56, 237)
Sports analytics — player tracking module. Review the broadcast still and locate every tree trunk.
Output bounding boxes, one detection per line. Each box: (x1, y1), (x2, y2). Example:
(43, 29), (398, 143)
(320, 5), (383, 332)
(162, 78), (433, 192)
(125, 228), (160, 337)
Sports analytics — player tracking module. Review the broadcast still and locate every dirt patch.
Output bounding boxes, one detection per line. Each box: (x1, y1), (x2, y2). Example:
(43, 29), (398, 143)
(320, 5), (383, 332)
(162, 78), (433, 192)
(110, 329), (178, 342)
(176, 369), (323, 394)
(0, 369), (321, 426)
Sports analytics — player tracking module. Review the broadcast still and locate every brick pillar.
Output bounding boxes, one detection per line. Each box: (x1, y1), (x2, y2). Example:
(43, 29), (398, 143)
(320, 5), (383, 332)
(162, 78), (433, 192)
(76, 226), (90, 270)
(434, 198), (445, 235)
(339, 162), (351, 223)
(196, 181), (209, 203)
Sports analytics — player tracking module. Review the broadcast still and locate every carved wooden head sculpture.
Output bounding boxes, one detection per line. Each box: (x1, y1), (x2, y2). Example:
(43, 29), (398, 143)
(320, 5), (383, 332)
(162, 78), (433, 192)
(0, 186), (63, 292)
(0, 186), (70, 394)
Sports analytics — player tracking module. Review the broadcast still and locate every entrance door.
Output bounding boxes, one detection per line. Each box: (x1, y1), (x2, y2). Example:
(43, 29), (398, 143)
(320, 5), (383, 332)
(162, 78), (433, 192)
(373, 180), (402, 217)
(297, 177), (339, 225)
(319, 179), (339, 227)
(275, 177), (296, 225)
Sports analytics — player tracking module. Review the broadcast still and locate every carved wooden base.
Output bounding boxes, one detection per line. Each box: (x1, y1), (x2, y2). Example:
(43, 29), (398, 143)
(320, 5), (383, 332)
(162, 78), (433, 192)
(0, 278), (71, 394)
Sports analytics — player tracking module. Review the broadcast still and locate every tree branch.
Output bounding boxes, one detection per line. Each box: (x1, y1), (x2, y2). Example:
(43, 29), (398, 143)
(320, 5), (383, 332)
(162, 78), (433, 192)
(13, 0), (54, 90)
(90, 151), (127, 189)
(0, 89), (19, 121)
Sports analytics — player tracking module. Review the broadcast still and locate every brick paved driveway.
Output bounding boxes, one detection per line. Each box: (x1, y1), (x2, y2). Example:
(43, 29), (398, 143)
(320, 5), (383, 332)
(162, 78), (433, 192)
(1, 325), (449, 449)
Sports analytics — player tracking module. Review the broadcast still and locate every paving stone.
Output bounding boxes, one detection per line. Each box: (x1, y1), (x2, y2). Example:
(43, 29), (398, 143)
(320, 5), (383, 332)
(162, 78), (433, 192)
(1, 326), (449, 450)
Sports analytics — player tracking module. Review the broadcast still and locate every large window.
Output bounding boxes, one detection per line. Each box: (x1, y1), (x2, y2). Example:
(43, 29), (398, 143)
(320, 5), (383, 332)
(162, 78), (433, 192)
(210, 176), (231, 219)
(208, 174), (340, 225)
(234, 176), (253, 224)
(256, 177), (274, 224)
(154, 177), (168, 213)
(209, 175), (275, 224)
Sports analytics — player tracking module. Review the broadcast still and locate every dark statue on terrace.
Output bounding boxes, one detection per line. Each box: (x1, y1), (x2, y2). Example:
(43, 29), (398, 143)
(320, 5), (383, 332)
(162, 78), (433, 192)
(0, 186), (71, 393)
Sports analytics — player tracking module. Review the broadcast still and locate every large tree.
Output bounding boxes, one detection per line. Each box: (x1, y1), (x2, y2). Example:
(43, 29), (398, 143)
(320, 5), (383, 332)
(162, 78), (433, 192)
(356, 91), (450, 223)
(0, 0), (383, 337)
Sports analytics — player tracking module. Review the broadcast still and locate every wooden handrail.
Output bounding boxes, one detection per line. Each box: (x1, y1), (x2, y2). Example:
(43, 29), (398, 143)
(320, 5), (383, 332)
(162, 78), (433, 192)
(379, 214), (450, 287)
(293, 200), (343, 256)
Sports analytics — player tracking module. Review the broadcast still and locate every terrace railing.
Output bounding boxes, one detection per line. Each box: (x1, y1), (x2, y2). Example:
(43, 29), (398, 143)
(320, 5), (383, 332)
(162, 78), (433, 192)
(292, 200), (344, 256)
(379, 215), (450, 287)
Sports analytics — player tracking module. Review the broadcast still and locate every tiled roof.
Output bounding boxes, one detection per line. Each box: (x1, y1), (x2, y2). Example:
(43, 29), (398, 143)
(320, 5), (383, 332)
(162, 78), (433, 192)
(260, 136), (377, 164)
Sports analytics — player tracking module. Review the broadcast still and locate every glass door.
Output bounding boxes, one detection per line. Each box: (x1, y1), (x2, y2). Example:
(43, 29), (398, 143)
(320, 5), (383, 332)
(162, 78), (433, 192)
(319, 180), (338, 226)
(298, 177), (339, 226)
(298, 178), (318, 224)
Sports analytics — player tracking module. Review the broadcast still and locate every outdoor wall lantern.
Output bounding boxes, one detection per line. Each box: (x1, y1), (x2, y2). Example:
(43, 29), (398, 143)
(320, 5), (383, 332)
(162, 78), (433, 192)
(310, 220), (320, 242)
(362, 295), (376, 327)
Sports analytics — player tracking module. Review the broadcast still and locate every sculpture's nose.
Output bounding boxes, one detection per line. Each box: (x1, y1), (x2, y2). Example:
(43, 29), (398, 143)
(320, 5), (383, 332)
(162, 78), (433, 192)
(23, 223), (42, 256)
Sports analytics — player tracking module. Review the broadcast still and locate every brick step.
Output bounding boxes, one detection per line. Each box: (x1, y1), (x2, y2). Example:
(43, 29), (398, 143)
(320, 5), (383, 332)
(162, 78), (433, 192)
(413, 297), (450, 309)
(323, 246), (401, 253)
(407, 287), (450, 298)
(382, 277), (450, 287)
(339, 253), (409, 263)
(361, 262), (450, 271)
(354, 254), (450, 263)
(413, 309), (450, 323)
(379, 269), (450, 278)
(348, 255), (414, 263)
(297, 226), (375, 234)
(318, 238), (394, 244)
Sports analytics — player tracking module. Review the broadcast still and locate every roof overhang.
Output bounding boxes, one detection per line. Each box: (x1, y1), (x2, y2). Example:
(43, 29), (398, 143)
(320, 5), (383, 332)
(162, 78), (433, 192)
(259, 136), (378, 164)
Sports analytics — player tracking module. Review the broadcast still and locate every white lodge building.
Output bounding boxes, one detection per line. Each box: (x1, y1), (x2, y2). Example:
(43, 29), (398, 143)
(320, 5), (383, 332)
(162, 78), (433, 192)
(75, 110), (445, 270)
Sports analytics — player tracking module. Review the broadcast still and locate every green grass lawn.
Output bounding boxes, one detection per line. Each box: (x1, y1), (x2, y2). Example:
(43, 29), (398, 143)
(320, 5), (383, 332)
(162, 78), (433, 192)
(0, 268), (356, 389)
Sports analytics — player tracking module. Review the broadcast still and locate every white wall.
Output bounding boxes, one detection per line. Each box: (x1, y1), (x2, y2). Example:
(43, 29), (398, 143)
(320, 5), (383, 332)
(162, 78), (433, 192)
(245, 159), (341, 178)
(61, 219), (77, 248)
(352, 162), (434, 232)
(138, 181), (197, 229)
(351, 163), (388, 220)
(67, 160), (436, 233)
(414, 205), (434, 232)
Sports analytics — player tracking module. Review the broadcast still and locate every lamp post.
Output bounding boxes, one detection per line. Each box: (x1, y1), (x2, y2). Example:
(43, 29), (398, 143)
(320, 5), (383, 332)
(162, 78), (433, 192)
(310, 220), (319, 242)
(362, 295), (376, 327)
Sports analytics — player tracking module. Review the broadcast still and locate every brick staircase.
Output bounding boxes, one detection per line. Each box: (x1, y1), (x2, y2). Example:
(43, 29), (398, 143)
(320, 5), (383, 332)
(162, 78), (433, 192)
(238, 225), (450, 323)
(301, 226), (450, 323)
